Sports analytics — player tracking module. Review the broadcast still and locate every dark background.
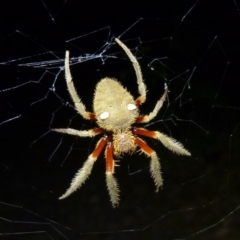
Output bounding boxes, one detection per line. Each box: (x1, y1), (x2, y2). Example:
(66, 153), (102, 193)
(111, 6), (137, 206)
(0, 0), (240, 239)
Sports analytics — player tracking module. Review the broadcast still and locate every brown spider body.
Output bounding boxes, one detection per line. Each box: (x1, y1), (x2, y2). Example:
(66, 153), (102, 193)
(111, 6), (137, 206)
(52, 38), (191, 207)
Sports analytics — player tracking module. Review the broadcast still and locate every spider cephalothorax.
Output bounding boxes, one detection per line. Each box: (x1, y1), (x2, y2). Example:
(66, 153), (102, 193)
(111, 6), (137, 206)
(52, 38), (191, 207)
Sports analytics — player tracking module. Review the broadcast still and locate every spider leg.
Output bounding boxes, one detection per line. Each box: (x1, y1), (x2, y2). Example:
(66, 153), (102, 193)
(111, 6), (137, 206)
(59, 136), (107, 200)
(105, 142), (120, 207)
(134, 128), (191, 156)
(65, 51), (95, 120)
(136, 89), (168, 123)
(135, 137), (163, 191)
(52, 128), (103, 137)
(115, 38), (147, 105)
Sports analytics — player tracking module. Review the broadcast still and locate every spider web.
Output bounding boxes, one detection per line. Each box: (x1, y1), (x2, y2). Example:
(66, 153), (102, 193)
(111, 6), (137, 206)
(0, 0), (240, 239)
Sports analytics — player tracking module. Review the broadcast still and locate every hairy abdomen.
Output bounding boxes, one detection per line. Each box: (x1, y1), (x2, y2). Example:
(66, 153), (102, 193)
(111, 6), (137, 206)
(113, 130), (136, 156)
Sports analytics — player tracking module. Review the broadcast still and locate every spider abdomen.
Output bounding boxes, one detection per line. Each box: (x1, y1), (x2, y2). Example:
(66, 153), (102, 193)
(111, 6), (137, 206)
(113, 130), (136, 156)
(93, 78), (139, 131)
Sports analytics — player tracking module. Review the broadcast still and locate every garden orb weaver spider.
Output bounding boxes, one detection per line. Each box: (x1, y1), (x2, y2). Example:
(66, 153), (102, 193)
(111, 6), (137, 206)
(52, 38), (191, 207)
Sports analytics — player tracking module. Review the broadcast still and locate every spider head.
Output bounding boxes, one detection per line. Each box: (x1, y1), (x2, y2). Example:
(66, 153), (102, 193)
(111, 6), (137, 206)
(93, 78), (139, 131)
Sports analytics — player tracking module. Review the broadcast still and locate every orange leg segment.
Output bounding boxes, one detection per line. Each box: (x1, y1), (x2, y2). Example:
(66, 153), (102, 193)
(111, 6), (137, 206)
(106, 142), (114, 172)
(134, 127), (156, 138)
(92, 136), (107, 159)
(135, 137), (154, 155)
(88, 112), (96, 120)
(92, 128), (104, 134)
(135, 97), (143, 106)
(136, 116), (145, 123)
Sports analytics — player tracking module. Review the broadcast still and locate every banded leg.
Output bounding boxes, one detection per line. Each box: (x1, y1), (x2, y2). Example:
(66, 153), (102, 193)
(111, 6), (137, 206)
(105, 142), (119, 207)
(136, 89), (168, 123)
(59, 136), (107, 200)
(65, 51), (95, 120)
(134, 128), (191, 156)
(115, 38), (147, 105)
(135, 137), (163, 191)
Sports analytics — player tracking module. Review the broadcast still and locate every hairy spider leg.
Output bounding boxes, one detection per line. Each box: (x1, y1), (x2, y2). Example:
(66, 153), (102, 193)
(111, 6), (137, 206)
(136, 89), (168, 123)
(134, 128), (191, 156)
(105, 142), (119, 207)
(52, 128), (104, 137)
(59, 136), (107, 200)
(135, 137), (163, 191)
(115, 38), (147, 106)
(65, 51), (96, 120)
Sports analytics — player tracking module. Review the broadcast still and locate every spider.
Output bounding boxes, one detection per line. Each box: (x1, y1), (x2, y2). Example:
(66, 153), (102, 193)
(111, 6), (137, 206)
(52, 38), (191, 207)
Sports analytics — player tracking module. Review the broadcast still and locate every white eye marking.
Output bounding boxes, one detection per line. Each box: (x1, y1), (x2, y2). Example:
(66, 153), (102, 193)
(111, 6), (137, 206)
(100, 111), (109, 120)
(127, 104), (137, 111)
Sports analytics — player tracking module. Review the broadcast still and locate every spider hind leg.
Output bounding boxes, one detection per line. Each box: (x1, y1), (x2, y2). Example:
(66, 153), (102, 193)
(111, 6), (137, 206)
(59, 137), (107, 200)
(135, 137), (163, 191)
(105, 142), (120, 207)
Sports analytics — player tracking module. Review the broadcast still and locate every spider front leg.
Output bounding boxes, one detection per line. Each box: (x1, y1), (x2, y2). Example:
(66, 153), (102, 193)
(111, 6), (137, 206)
(115, 38), (147, 105)
(65, 51), (95, 120)
(135, 137), (163, 191)
(105, 142), (120, 207)
(136, 89), (168, 123)
(59, 136), (107, 200)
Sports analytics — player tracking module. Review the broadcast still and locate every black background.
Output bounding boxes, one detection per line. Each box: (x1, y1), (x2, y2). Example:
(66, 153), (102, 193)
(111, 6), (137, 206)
(0, 0), (240, 239)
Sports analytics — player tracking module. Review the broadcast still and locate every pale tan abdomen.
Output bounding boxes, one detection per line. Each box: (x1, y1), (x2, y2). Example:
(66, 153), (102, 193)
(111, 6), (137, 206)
(93, 78), (139, 131)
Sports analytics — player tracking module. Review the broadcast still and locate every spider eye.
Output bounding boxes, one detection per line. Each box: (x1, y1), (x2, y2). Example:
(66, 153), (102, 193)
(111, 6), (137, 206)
(100, 111), (110, 120)
(127, 104), (137, 111)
